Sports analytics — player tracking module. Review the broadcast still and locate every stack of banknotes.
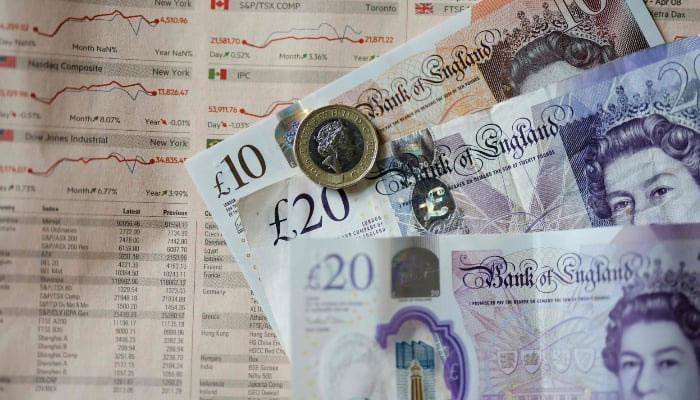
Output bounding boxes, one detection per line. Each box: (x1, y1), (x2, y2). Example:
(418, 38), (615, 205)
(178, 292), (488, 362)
(186, 0), (700, 398)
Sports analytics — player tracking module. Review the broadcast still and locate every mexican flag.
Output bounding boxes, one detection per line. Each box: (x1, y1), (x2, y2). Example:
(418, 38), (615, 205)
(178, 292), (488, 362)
(208, 68), (227, 80)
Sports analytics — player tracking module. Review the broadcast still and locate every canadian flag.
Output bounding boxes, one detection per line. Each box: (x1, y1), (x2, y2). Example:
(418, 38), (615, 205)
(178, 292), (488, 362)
(211, 0), (229, 10)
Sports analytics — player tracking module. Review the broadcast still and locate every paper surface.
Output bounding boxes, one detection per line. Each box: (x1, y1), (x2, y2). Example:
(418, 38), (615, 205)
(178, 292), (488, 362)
(290, 223), (700, 399)
(0, 1), (464, 398)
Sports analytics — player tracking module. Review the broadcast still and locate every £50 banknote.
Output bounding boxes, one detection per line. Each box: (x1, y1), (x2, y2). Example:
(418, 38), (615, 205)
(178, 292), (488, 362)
(290, 224), (700, 399)
(238, 36), (700, 351)
(186, 0), (662, 348)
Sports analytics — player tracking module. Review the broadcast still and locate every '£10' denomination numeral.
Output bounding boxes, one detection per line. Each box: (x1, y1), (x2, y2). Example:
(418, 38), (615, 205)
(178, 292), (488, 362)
(552, 0), (606, 30)
(215, 144), (266, 198)
(306, 253), (374, 291)
(269, 188), (350, 246)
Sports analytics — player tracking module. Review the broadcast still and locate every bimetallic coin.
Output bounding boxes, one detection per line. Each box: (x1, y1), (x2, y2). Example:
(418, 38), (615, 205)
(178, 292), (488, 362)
(294, 104), (378, 189)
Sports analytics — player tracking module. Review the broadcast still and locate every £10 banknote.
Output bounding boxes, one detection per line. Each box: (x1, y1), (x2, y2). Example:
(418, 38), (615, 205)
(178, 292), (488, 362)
(186, 0), (663, 348)
(290, 224), (700, 399)
(238, 36), (700, 352)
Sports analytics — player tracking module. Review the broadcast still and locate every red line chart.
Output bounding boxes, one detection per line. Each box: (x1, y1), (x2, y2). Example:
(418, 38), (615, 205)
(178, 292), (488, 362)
(241, 35), (364, 49)
(33, 9), (159, 38)
(28, 153), (155, 176)
(241, 22), (364, 49)
(240, 100), (295, 118)
(31, 81), (157, 105)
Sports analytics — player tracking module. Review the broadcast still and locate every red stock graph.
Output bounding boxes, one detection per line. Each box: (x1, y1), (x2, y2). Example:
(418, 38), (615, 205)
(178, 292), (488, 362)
(33, 9), (160, 38)
(240, 99), (296, 118)
(240, 23), (364, 49)
(25, 153), (185, 177)
(27, 153), (155, 176)
(31, 81), (157, 105)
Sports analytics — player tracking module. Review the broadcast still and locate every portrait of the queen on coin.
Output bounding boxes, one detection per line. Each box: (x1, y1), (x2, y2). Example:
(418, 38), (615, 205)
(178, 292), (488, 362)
(309, 118), (364, 174)
(295, 104), (378, 189)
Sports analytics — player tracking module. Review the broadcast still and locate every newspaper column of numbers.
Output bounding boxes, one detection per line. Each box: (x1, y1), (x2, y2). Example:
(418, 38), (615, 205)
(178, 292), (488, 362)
(114, 218), (140, 394)
(161, 220), (189, 395)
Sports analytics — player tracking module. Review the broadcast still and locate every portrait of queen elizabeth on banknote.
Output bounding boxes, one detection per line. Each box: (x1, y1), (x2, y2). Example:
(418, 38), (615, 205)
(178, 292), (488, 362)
(473, 0), (649, 100)
(602, 261), (700, 400)
(505, 30), (616, 97)
(318, 333), (390, 399)
(559, 65), (700, 227)
(584, 113), (700, 225)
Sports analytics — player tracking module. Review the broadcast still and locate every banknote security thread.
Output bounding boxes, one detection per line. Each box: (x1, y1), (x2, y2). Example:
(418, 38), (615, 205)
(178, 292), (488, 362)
(294, 104), (379, 189)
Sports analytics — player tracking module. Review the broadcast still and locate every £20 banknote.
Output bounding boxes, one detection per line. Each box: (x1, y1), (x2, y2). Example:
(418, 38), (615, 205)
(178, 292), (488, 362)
(238, 36), (700, 351)
(186, 0), (663, 348)
(290, 224), (700, 399)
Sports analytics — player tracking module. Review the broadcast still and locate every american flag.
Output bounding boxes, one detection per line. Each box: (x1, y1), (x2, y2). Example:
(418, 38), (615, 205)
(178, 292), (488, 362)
(211, 0), (229, 10)
(0, 56), (17, 68)
(0, 129), (14, 141)
(415, 2), (433, 14)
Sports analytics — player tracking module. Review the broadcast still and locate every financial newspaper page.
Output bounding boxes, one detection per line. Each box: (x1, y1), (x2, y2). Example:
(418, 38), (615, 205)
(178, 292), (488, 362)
(0, 0), (695, 399)
(0, 1), (469, 398)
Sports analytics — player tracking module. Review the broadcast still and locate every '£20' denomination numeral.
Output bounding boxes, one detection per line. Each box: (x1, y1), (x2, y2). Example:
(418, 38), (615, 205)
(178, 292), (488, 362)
(269, 188), (350, 246)
(306, 253), (374, 291)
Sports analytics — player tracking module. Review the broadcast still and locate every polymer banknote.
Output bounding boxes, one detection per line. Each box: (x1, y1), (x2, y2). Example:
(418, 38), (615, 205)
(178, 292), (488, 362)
(290, 223), (700, 399)
(238, 36), (700, 352)
(186, 0), (663, 349)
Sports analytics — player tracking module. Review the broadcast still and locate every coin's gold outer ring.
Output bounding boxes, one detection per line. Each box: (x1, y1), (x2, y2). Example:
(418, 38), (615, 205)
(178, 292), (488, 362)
(294, 104), (379, 189)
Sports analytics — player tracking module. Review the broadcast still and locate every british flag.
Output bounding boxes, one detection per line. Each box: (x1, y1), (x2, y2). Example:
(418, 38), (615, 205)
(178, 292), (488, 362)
(415, 2), (433, 14)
